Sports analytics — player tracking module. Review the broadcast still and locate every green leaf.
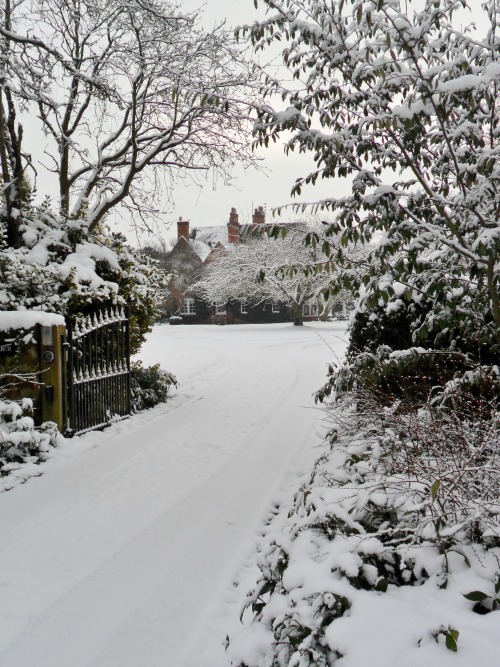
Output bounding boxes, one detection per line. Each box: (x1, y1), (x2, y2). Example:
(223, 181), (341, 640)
(375, 577), (388, 592)
(445, 634), (458, 652)
(357, 4), (362, 24)
(495, 575), (500, 594)
(462, 591), (489, 602)
(431, 480), (440, 501)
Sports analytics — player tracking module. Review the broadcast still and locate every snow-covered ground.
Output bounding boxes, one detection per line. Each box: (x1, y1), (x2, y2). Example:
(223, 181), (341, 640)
(0, 321), (348, 667)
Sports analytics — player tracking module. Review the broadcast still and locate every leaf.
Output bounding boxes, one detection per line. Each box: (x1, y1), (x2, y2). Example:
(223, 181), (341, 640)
(431, 480), (440, 501)
(375, 577), (388, 592)
(445, 633), (458, 652)
(357, 4), (362, 24)
(495, 575), (500, 595)
(462, 591), (489, 602)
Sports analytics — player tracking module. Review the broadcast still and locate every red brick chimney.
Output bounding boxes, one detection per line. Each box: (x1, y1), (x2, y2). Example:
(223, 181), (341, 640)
(227, 207), (240, 244)
(177, 217), (189, 241)
(252, 205), (265, 225)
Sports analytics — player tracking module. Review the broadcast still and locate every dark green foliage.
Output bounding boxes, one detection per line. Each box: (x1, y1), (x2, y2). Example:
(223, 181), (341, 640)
(463, 576), (500, 614)
(130, 362), (177, 412)
(347, 300), (429, 361)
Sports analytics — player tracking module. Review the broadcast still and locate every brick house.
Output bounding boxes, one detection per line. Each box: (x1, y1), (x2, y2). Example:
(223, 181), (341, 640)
(163, 207), (336, 324)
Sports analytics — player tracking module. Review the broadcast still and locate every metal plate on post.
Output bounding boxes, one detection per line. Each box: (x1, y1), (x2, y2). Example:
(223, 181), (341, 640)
(0, 339), (16, 355)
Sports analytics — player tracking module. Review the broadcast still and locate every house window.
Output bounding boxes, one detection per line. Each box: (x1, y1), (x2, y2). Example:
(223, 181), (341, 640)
(303, 303), (310, 316)
(272, 302), (279, 313)
(181, 298), (196, 315)
(241, 300), (248, 314)
(215, 303), (227, 315)
(311, 303), (318, 316)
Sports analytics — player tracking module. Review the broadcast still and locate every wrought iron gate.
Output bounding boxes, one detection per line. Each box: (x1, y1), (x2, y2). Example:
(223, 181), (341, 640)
(66, 306), (130, 435)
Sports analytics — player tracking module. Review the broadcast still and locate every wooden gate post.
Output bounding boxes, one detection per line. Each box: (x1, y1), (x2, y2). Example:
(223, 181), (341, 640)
(39, 323), (67, 432)
(0, 312), (66, 431)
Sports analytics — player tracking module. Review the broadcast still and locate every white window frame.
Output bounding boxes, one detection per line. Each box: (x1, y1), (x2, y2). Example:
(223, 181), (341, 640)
(240, 300), (248, 314)
(303, 300), (318, 317)
(272, 302), (280, 313)
(215, 302), (227, 315)
(181, 298), (196, 315)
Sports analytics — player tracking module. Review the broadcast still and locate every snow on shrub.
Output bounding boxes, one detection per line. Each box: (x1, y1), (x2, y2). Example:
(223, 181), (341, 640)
(0, 396), (62, 487)
(0, 200), (167, 355)
(130, 361), (177, 412)
(227, 390), (500, 667)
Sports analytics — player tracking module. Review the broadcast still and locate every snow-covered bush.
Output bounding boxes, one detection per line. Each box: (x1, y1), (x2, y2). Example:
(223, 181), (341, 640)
(130, 362), (177, 412)
(0, 200), (167, 354)
(316, 340), (500, 412)
(0, 396), (61, 477)
(227, 391), (500, 667)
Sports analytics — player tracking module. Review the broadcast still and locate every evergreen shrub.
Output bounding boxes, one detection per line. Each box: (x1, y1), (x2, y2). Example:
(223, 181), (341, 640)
(130, 361), (177, 412)
(0, 397), (60, 476)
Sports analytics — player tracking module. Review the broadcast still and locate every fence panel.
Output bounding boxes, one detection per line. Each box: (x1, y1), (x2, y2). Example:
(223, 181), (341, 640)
(66, 306), (130, 435)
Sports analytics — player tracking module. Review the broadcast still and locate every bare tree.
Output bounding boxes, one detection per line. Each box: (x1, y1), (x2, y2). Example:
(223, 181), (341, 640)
(0, 0), (258, 244)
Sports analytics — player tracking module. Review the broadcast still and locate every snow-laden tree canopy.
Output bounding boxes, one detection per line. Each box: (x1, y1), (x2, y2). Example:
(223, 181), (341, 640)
(194, 226), (346, 325)
(241, 0), (500, 351)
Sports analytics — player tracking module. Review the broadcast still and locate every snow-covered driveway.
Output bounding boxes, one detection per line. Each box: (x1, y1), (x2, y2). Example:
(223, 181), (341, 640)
(0, 322), (347, 667)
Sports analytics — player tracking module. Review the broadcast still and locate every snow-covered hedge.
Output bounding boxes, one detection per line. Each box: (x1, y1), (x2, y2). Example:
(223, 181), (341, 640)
(227, 392), (500, 666)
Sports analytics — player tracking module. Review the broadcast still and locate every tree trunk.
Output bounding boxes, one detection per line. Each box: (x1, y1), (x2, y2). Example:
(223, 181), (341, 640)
(0, 0), (24, 247)
(291, 303), (303, 326)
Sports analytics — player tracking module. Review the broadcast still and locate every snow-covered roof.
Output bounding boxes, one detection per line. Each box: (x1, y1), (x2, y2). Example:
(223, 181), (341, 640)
(0, 311), (65, 332)
(188, 239), (212, 263)
(193, 226), (229, 249)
